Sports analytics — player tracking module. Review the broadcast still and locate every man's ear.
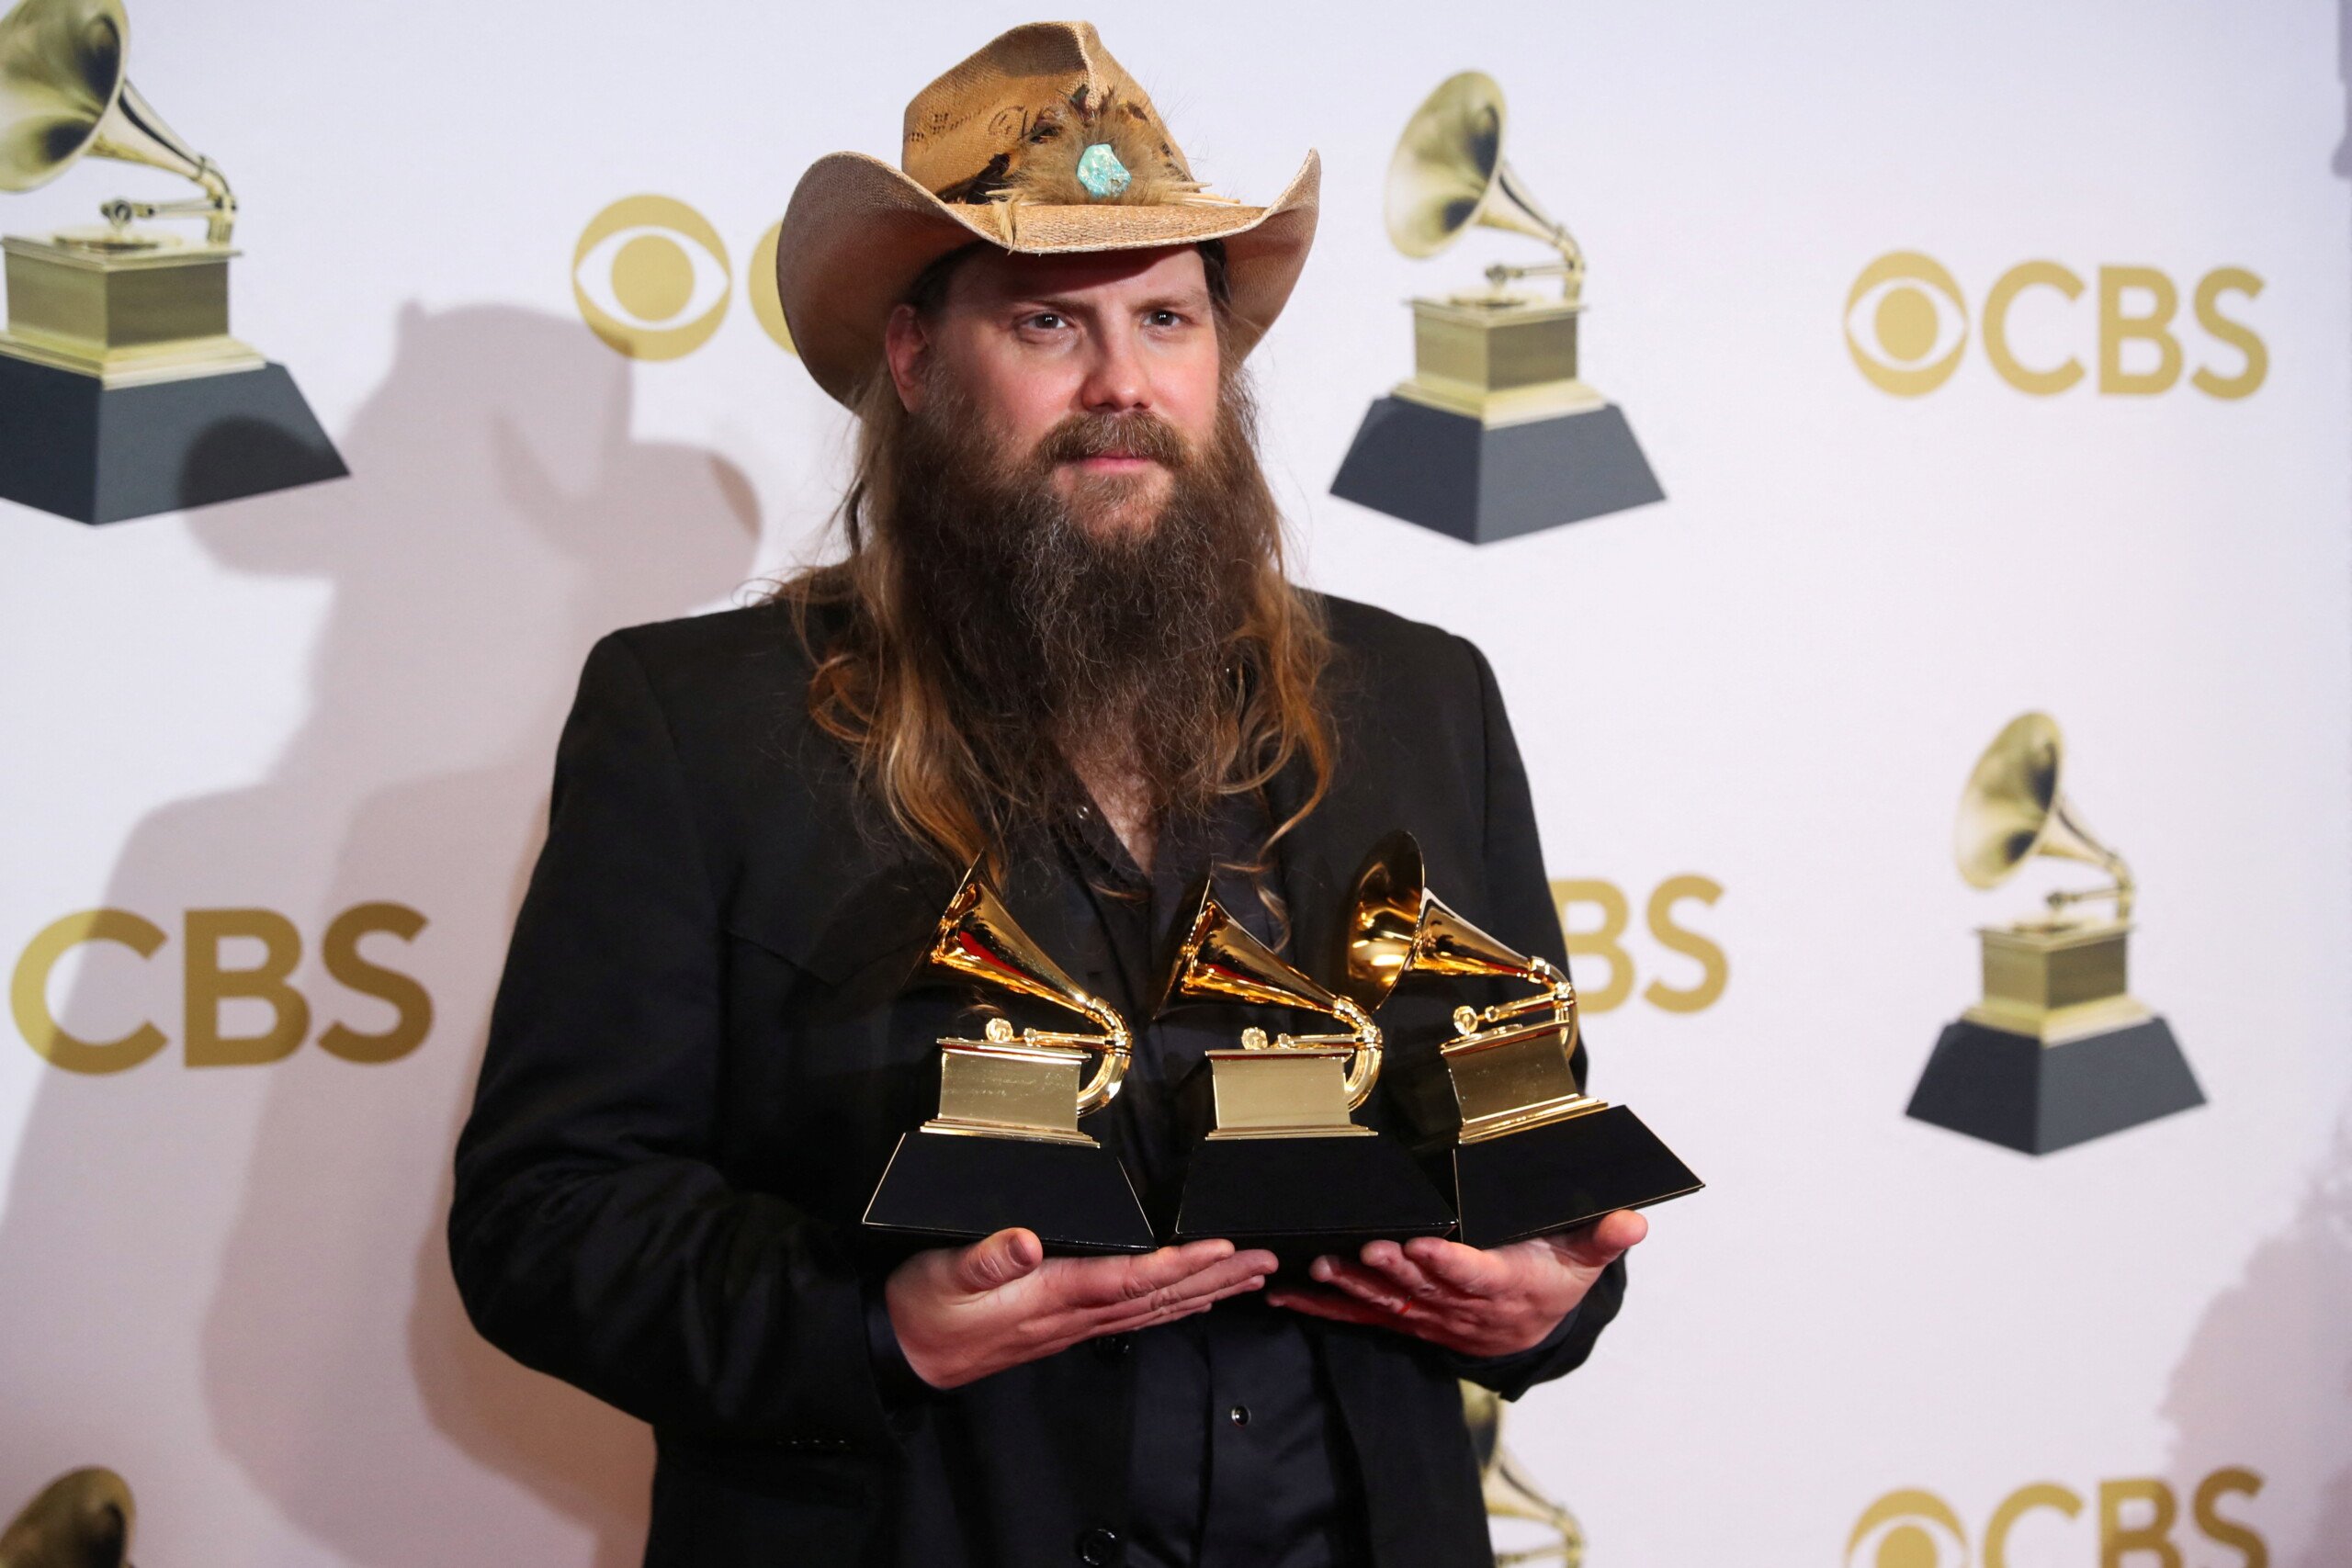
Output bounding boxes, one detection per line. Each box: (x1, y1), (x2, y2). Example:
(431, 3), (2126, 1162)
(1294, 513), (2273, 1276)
(883, 303), (930, 414)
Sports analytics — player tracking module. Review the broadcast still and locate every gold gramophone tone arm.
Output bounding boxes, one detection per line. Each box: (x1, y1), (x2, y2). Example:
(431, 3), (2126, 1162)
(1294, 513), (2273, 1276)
(100, 175), (234, 243)
(1249, 1002), (1385, 1108)
(1485, 159), (1584, 304)
(1331, 995), (1383, 1112)
(1484, 259), (1574, 287)
(2044, 877), (2134, 925)
(1453, 955), (1580, 1049)
(1066, 994), (1132, 1116)
(1482, 254), (1587, 308)
(2039, 795), (2134, 923)
(1253, 1030), (1359, 1049)
(1531, 954), (1577, 1035)
(89, 79), (236, 244)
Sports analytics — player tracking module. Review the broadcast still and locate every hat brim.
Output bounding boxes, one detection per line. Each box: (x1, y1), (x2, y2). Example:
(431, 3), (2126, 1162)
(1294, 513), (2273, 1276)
(775, 149), (1320, 406)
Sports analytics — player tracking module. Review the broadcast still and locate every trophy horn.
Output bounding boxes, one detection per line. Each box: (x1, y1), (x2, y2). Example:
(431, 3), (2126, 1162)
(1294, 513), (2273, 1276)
(0, 1466), (133, 1568)
(1343, 829), (1577, 1048)
(931, 864), (1132, 1114)
(1955, 712), (2134, 923)
(1385, 70), (1583, 301)
(0, 0), (234, 243)
(1159, 886), (1384, 1111)
(1344, 830), (1557, 1003)
(1461, 1382), (1585, 1566)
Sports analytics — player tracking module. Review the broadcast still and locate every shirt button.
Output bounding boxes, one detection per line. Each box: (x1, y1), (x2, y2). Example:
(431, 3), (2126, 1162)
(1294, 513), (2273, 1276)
(1076, 1525), (1121, 1564)
(1094, 1333), (1135, 1359)
(1228, 1404), (1250, 1427)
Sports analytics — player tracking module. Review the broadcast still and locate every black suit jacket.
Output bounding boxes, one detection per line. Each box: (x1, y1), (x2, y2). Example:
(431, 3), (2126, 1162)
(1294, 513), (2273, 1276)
(449, 592), (1628, 1567)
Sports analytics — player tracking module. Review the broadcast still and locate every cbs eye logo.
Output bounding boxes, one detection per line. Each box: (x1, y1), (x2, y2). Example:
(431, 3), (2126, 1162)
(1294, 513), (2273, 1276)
(1845, 254), (1970, 397)
(1848, 1490), (1967, 1568)
(1845, 251), (2265, 400)
(1847, 1471), (2267, 1568)
(572, 196), (797, 361)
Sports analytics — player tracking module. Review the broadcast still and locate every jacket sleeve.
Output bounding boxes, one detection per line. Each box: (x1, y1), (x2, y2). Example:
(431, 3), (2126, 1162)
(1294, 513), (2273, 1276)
(448, 630), (898, 1451)
(1442, 635), (1630, 1401)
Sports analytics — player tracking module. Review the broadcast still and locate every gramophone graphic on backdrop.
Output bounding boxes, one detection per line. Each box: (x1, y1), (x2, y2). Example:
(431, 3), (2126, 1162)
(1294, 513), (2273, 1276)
(1906, 713), (2204, 1155)
(1329, 72), (1661, 545)
(0, 0), (344, 524)
(1463, 1382), (1585, 1567)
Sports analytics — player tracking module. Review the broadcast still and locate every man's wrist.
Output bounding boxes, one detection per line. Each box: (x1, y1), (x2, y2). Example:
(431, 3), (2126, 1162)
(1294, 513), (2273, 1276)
(864, 1276), (939, 1416)
(1447, 1302), (1580, 1369)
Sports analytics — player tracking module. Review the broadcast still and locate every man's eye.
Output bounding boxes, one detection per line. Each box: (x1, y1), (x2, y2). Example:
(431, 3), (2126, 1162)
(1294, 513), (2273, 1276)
(1026, 312), (1065, 331)
(1148, 310), (1182, 328)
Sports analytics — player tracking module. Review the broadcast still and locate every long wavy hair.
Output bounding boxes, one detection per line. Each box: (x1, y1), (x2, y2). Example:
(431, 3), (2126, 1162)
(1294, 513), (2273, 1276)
(763, 246), (1335, 871)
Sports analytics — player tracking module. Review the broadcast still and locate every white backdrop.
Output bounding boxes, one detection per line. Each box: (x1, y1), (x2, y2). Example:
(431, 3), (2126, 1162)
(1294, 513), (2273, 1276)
(1, 2), (2346, 1563)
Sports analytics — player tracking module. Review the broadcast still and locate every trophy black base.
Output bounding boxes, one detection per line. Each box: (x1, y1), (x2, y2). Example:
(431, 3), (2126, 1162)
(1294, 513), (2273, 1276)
(1444, 1106), (1704, 1248)
(1329, 395), (1663, 544)
(1905, 1016), (2204, 1155)
(0, 354), (348, 525)
(1171, 1134), (1455, 1269)
(865, 1129), (1155, 1254)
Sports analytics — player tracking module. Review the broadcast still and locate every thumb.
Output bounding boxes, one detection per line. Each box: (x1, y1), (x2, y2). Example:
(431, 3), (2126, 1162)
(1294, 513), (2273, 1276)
(1551, 1209), (1648, 1273)
(954, 1227), (1045, 1294)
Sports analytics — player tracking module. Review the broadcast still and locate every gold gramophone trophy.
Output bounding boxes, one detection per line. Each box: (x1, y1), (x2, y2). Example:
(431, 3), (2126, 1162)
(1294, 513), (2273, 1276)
(0, 0), (344, 524)
(1463, 1382), (1585, 1568)
(863, 864), (1154, 1252)
(1329, 71), (1660, 545)
(0, 1466), (133, 1568)
(1905, 712), (2203, 1154)
(1345, 830), (1699, 1246)
(1156, 886), (1453, 1262)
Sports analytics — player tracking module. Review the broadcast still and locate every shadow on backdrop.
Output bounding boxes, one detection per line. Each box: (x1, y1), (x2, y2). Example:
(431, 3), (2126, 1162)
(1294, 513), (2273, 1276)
(2160, 1111), (2352, 1566)
(0, 302), (760, 1566)
(2153, 20), (2352, 1556)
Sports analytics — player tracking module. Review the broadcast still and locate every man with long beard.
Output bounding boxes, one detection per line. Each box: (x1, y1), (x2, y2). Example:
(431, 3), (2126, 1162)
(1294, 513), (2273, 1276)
(451, 22), (1645, 1567)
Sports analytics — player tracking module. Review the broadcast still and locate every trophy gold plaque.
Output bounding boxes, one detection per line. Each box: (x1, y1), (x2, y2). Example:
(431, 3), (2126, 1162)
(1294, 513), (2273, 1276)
(863, 865), (1154, 1252)
(1463, 1381), (1585, 1567)
(1906, 713), (2203, 1154)
(1329, 72), (1660, 545)
(0, 0), (344, 524)
(1157, 886), (1453, 1262)
(1345, 830), (1700, 1246)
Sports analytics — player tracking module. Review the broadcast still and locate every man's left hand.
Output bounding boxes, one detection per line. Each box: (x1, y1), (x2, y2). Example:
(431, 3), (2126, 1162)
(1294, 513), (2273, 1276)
(1265, 1210), (1647, 1359)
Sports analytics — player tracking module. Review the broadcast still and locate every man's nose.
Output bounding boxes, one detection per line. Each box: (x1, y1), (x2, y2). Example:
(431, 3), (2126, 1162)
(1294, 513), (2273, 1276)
(1077, 323), (1150, 413)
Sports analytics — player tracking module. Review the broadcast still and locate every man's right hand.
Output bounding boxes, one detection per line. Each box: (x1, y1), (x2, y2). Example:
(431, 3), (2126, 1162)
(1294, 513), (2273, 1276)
(884, 1229), (1277, 1390)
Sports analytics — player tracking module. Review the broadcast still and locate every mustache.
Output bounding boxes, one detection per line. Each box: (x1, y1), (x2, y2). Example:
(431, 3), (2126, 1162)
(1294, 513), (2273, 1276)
(1028, 411), (1192, 472)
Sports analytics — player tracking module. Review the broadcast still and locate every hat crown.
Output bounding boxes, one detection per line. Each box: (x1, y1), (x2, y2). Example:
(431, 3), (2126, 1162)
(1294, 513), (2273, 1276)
(899, 21), (1193, 205)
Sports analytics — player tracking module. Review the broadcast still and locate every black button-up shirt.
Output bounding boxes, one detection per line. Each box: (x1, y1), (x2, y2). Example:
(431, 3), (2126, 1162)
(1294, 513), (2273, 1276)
(1039, 790), (1364, 1568)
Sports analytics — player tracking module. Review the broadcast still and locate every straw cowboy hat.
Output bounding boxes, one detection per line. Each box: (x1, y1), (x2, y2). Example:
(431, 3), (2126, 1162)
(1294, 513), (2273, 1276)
(774, 20), (1320, 406)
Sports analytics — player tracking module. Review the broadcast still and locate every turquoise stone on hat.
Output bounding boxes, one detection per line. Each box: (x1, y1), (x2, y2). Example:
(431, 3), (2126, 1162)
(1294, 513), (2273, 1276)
(1075, 142), (1132, 199)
